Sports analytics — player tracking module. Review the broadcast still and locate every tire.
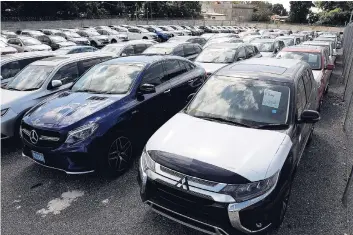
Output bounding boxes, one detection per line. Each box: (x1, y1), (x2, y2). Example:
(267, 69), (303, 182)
(111, 39), (117, 43)
(98, 132), (134, 177)
(91, 41), (98, 48)
(272, 179), (293, 230)
(142, 36), (148, 40)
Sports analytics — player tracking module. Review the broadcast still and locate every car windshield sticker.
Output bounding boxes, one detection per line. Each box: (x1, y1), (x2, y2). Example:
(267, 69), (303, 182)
(262, 89), (281, 109)
(308, 54), (318, 63)
(272, 109), (277, 113)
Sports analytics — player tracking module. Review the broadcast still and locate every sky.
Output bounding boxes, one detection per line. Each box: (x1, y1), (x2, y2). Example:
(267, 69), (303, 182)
(268, 0), (321, 13)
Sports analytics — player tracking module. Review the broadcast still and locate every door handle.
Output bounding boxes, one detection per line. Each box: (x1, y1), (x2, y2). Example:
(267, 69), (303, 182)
(164, 89), (171, 94)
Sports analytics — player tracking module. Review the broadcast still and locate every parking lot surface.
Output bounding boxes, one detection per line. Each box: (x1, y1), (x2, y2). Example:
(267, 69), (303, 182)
(1, 56), (352, 235)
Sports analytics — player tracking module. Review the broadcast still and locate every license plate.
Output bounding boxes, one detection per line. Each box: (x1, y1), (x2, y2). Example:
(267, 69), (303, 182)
(32, 151), (45, 163)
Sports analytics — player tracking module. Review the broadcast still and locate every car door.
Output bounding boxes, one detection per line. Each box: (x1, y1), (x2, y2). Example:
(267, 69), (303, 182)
(133, 62), (172, 131)
(164, 59), (200, 114)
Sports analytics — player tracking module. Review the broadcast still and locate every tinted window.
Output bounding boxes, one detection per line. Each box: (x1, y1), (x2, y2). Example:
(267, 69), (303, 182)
(128, 28), (139, 33)
(182, 60), (195, 71)
(193, 45), (202, 54)
(141, 62), (164, 86)
(296, 77), (307, 115)
(8, 39), (22, 46)
(19, 58), (40, 68)
(1, 61), (21, 79)
(253, 46), (260, 54)
(134, 44), (147, 54)
(237, 47), (246, 59)
(52, 63), (79, 85)
(78, 58), (102, 75)
(245, 46), (254, 58)
(173, 46), (184, 56)
(183, 44), (196, 56)
(121, 45), (134, 56)
(163, 60), (185, 80)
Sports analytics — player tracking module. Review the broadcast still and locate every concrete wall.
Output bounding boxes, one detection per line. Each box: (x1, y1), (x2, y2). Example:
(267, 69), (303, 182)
(1, 18), (345, 32)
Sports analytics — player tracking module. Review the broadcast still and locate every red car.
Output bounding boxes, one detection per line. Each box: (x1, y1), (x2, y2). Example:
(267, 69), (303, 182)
(276, 46), (334, 110)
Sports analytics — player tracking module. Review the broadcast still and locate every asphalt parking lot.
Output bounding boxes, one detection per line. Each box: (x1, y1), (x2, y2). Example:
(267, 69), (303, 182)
(1, 56), (352, 235)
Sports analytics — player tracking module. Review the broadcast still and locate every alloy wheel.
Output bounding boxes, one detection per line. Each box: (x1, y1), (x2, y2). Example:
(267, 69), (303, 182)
(107, 136), (132, 172)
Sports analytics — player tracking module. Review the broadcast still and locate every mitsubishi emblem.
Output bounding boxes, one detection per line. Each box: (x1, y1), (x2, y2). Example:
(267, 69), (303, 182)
(176, 177), (190, 190)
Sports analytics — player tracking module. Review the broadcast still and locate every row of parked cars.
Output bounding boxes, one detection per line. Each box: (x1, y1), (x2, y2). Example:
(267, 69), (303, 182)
(1, 24), (342, 235)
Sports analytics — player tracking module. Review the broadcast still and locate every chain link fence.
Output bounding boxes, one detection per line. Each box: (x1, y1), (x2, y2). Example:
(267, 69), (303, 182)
(342, 22), (353, 136)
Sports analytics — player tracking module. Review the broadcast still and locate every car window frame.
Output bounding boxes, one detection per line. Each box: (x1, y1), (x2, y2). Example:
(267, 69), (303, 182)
(140, 61), (165, 87)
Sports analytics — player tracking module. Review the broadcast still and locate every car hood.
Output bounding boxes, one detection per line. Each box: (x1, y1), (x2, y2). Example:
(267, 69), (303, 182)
(57, 41), (76, 47)
(260, 52), (275, 57)
(0, 46), (17, 54)
(27, 44), (51, 51)
(25, 92), (125, 128)
(312, 70), (323, 86)
(195, 62), (227, 74)
(146, 113), (292, 182)
(90, 35), (109, 40)
(1, 88), (37, 111)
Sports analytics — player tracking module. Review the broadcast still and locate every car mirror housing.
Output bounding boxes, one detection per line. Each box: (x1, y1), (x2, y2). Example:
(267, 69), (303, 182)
(139, 83), (156, 94)
(298, 110), (320, 124)
(51, 80), (63, 89)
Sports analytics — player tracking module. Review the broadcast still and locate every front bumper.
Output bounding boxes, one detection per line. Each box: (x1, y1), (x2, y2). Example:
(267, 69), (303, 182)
(1, 109), (19, 139)
(139, 161), (280, 234)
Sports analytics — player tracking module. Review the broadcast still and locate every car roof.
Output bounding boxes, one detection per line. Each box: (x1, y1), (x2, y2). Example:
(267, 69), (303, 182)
(204, 42), (246, 49)
(303, 41), (331, 45)
(215, 58), (306, 82)
(1, 51), (55, 64)
(57, 45), (94, 50)
(31, 52), (112, 66)
(100, 55), (186, 65)
(252, 39), (276, 43)
(281, 46), (323, 53)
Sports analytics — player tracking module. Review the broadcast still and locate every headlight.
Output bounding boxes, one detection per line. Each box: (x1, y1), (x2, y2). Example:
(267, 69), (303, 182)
(65, 123), (98, 144)
(220, 172), (279, 202)
(140, 148), (155, 172)
(1, 108), (9, 117)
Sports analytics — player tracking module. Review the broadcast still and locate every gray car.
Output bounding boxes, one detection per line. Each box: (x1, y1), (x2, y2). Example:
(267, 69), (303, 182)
(7, 36), (52, 52)
(1, 52), (113, 139)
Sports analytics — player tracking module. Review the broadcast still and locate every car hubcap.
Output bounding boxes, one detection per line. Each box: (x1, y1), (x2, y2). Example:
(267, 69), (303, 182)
(108, 136), (132, 172)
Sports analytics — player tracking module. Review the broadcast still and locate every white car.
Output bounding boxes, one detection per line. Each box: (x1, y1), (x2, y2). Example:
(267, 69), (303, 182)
(7, 36), (52, 52)
(76, 30), (110, 48)
(126, 27), (158, 40)
(95, 27), (128, 43)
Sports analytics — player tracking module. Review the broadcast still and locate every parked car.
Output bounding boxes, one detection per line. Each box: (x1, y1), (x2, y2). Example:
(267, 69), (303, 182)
(315, 35), (338, 50)
(77, 30), (110, 48)
(1, 51), (54, 86)
(1, 30), (18, 39)
(95, 28), (129, 43)
(7, 36), (52, 52)
(302, 41), (336, 64)
(42, 29), (62, 36)
(143, 42), (202, 61)
(203, 37), (244, 49)
(195, 43), (261, 75)
(180, 25), (203, 35)
(126, 26), (158, 40)
(276, 36), (301, 46)
(55, 46), (98, 55)
(169, 25), (192, 36)
(20, 30), (45, 38)
(139, 58), (320, 235)
(251, 39), (285, 57)
(200, 33), (217, 41)
(101, 40), (156, 57)
(291, 33), (307, 43)
(138, 25), (173, 42)
(36, 35), (76, 50)
(168, 36), (207, 47)
(54, 31), (91, 45)
(242, 35), (271, 43)
(158, 26), (184, 36)
(1, 52), (113, 139)
(276, 46), (333, 109)
(20, 55), (206, 175)
(0, 40), (17, 55)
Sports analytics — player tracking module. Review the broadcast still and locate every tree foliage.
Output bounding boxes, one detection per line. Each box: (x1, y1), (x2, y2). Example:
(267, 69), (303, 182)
(314, 1), (353, 25)
(251, 1), (273, 22)
(272, 3), (288, 16)
(1, 1), (202, 20)
(289, 1), (314, 23)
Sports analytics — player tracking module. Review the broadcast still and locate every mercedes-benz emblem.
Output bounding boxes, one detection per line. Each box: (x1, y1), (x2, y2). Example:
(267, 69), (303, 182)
(176, 176), (189, 190)
(30, 130), (39, 144)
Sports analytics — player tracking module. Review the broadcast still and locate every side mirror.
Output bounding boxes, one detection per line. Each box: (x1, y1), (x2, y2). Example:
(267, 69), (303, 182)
(326, 64), (334, 70)
(51, 80), (63, 89)
(187, 93), (195, 102)
(297, 110), (320, 124)
(139, 83), (156, 94)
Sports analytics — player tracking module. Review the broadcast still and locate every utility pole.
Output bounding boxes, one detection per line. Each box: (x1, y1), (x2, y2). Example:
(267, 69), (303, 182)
(146, 2), (149, 25)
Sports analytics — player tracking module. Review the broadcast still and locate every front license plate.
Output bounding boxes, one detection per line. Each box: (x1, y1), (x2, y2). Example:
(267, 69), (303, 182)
(32, 151), (45, 163)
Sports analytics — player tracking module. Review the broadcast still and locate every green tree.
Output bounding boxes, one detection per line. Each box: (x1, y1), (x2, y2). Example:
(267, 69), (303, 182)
(251, 1), (273, 22)
(289, 1), (314, 23)
(272, 3), (288, 16)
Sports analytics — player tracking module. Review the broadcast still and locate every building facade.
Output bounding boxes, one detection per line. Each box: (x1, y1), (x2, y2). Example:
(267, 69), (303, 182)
(201, 2), (254, 21)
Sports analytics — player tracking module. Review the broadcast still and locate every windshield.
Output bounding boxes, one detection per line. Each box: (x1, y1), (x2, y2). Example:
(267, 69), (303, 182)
(280, 38), (294, 46)
(67, 32), (81, 38)
(50, 36), (66, 43)
(277, 51), (322, 70)
(71, 63), (145, 94)
(185, 76), (291, 126)
(86, 31), (100, 36)
(143, 46), (173, 55)
(7, 65), (53, 90)
(196, 48), (237, 63)
(55, 47), (73, 55)
(100, 45), (125, 54)
(22, 38), (42, 46)
(251, 42), (274, 52)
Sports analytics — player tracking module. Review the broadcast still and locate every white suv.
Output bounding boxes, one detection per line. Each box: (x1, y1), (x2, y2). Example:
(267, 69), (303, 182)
(126, 27), (158, 41)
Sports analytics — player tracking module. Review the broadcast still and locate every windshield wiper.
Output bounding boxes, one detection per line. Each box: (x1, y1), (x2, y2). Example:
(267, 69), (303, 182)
(74, 89), (99, 93)
(6, 87), (21, 91)
(194, 115), (253, 128)
(21, 88), (39, 91)
(255, 123), (289, 129)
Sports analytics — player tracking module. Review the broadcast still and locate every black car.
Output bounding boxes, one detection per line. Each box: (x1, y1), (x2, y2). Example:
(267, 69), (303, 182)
(20, 55), (206, 176)
(143, 42), (202, 61)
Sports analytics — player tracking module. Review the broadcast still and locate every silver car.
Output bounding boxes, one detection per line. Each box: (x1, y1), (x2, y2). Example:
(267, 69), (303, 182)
(1, 52), (113, 139)
(7, 36), (52, 52)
